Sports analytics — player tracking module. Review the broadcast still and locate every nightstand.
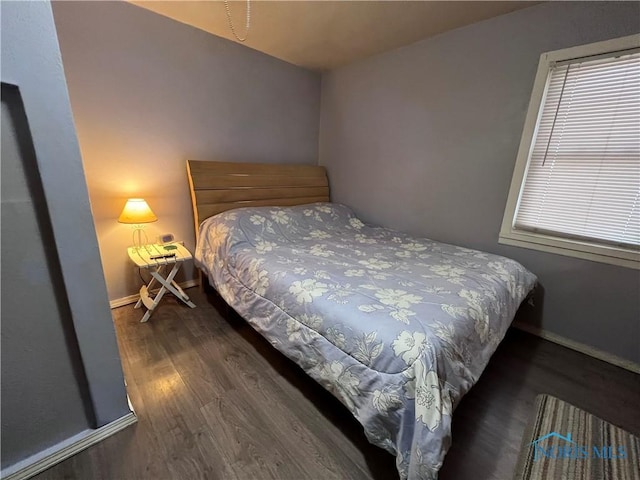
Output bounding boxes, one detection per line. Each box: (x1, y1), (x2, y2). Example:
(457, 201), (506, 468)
(127, 243), (196, 322)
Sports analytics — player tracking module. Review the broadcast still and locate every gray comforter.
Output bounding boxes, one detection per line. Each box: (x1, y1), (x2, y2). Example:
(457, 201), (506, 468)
(195, 203), (537, 479)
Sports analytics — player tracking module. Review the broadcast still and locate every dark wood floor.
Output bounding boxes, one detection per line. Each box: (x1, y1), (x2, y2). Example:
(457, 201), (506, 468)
(35, 288), (640, 480)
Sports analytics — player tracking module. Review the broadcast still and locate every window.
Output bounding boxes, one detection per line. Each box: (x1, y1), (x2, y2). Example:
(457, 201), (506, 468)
(500, 35), (640, 269)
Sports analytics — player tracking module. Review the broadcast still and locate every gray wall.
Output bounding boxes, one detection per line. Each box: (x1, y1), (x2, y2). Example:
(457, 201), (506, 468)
(1, 0), (130, 470)
(52, 1), (321, 302)
(320, 1), (640, 364)
(1, 86), (91, 470)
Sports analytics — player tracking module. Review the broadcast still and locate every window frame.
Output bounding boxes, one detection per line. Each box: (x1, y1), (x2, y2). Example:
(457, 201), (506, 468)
(499, 34), (640, 270)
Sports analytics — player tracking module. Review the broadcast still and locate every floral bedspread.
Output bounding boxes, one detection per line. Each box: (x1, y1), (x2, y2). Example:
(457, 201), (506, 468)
(195, 203), (537, 479)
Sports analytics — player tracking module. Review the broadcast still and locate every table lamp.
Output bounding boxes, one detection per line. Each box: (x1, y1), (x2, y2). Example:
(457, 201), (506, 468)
(118, 198), (158, 249)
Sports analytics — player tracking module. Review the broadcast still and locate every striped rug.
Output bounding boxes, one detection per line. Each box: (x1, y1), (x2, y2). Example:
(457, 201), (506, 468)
(514, 394), (640, 480)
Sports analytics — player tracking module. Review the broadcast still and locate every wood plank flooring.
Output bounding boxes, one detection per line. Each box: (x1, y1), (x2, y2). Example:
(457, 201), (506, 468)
(34, 288), (640, 480)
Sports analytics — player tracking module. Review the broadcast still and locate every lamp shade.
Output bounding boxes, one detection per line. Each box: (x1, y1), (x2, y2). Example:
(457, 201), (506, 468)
(118, 198), (158, 224)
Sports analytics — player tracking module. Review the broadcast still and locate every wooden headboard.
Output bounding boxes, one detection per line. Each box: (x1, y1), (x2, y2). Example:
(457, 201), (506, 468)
(186, 160), (330, 238)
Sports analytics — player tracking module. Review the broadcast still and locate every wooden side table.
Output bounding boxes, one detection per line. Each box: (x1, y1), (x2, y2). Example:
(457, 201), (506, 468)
(127, 243), (196, 322)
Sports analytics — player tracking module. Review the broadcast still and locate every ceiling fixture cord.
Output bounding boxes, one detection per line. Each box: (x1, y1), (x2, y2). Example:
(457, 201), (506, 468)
(224, 0), (251, 42)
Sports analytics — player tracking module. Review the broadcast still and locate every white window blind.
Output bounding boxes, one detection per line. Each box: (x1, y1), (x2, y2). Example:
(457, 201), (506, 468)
(515, 50), (640, 249)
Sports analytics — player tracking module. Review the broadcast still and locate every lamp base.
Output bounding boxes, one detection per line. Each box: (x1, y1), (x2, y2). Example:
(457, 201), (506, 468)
(132, 226), (150, 250)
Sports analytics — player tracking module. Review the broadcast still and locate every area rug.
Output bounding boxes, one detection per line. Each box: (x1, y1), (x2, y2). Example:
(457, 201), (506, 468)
(514, 394), (640, 480)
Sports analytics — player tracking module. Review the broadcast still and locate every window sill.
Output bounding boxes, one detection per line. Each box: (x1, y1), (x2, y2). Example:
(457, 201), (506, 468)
(498, 229), (640, 270)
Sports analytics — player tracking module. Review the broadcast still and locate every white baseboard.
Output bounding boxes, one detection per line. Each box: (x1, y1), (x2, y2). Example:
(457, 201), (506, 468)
(0, 412), (137, 480)
(110, 279), (199, 309)
(513, 321), (640, 375)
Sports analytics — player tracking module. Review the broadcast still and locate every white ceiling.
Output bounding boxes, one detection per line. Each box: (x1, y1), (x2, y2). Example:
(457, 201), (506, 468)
(130, 1), (539, 71)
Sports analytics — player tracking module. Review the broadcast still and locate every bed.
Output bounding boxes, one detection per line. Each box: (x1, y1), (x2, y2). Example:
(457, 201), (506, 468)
(187, 160), (537, 479)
